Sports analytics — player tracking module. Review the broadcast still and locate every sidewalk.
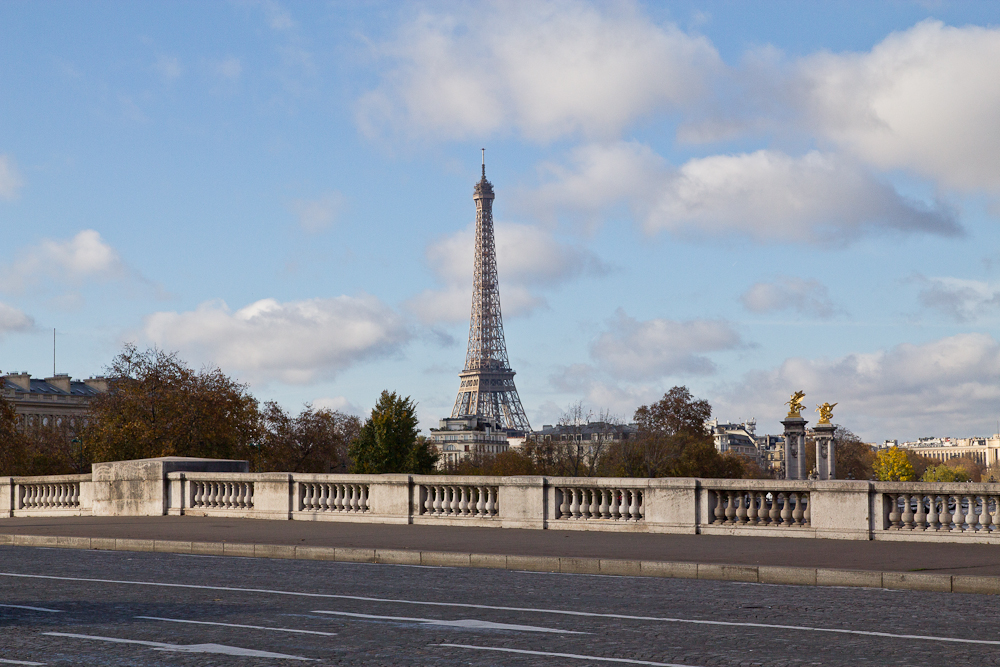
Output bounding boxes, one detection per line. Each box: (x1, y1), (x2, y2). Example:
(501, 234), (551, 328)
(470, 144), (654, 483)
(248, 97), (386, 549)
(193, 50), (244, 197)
(3, 515), (1000, 579)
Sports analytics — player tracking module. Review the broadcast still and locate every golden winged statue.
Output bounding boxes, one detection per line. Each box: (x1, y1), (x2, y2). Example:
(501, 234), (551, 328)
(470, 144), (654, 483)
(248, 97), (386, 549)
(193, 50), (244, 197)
(816, 402), (837, 425)
(785, 390), (806, 418)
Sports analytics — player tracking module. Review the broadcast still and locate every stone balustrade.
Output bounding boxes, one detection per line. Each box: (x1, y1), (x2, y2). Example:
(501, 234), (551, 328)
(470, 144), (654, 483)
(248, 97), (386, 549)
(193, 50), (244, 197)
(8, 458), (1000, 543)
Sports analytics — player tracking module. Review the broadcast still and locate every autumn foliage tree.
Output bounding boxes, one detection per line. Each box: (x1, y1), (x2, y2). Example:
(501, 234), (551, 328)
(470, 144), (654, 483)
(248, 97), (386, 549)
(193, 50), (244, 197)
(81, 344), (260, 463)
(259, 402), (361, 473)
(873, 446), (916, 481)
(602, 386), (743, 479)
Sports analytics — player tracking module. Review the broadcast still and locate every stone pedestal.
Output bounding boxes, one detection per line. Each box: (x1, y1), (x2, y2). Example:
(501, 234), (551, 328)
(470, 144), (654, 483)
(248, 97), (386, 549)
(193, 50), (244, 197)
(92, 457), (248, 516)
(813, 423), (836, 480)
(781, 417), (808, 480)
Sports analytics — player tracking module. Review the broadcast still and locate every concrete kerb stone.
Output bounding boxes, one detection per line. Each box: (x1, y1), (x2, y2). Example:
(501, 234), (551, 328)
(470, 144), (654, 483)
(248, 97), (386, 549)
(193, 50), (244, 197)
(470, 553), (507, 569)
(506, 554), (560, 573)
(815, 568), (883, 588)
(56, 536), (92, 550)
(758, 566), (817, 587)
(115, 538), (155, 552)
(698, 563), (759, 583)
(222, 542), (255, 558)
(154, 540), (192, 554)
(642, 561), (697, 579)
(882, 571), (952, 593)
(255, 544), (296, 560)
(601, 559), (642, 576)
(376, 549), (421, 565)
(559, 557), (601, 575)
(0, 533), (14, 546)
(14, 535), (58, 548)
(90, 537), (115, 551)
(294, 546), (336, 561)
(191, 541), (225, 556)
(953, 575), (1000, 595)
(421, 551), (471, 568)
(335, 547), (376, 563)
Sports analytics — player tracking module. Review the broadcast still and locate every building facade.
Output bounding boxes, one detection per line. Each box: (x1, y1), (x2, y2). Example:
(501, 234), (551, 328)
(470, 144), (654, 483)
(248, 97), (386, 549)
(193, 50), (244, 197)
(430, 416), (509, 468)
(2, 372), (108, 434)
(898, 436), (1000, 467)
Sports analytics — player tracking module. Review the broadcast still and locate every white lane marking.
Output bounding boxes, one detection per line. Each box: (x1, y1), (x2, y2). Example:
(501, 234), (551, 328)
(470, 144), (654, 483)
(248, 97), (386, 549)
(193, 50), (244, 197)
(6, 571), (997, 647)
(0, 604), (62, 613)
(0, 659), (46, 666)
(434, 644), (701, 666)
(136, 616), (338, 636)
(42, 632), (314, 660)
(312, 610), (585, 634)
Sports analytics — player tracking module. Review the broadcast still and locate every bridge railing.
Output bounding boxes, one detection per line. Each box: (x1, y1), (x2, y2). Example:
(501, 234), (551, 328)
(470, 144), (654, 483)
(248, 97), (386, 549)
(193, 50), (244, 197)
(6, 458), (1000, 543)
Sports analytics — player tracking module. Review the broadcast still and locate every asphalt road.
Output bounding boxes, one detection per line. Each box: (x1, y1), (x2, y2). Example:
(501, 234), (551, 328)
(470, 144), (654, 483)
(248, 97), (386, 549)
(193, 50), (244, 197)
(2, 545), (1000, 667)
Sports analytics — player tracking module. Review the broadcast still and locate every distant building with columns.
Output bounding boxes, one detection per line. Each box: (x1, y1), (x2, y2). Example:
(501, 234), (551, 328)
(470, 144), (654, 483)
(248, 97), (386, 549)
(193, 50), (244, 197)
(897, 436), (1000, 467)
(1, 372), (108, 434)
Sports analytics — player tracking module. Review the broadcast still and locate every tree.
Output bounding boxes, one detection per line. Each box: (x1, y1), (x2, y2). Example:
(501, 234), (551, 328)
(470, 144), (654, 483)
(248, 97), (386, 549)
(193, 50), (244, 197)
(921, 464), (971, 483)
(873, 446), (916, 481)
(82, 344), (261, 462)
(259, 402), (361, 473)
(348, 391), (437, 474)
(0, 394), (28, 475)
(602, 386), (742, 479)
(832, 426), (875, 480)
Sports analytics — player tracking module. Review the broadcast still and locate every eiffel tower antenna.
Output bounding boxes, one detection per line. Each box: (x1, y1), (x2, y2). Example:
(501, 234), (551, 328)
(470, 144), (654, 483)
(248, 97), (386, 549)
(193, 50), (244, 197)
(450, 152), (531, 432)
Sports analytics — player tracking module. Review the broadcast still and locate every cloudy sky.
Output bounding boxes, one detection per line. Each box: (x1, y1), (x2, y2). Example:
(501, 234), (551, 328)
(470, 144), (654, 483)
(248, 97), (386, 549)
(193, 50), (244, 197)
(2, 1), (999, 442)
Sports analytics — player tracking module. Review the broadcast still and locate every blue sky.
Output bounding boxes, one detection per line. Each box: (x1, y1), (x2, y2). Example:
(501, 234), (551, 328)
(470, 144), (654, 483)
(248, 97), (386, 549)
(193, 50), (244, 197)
(2, 1), (1000, 442)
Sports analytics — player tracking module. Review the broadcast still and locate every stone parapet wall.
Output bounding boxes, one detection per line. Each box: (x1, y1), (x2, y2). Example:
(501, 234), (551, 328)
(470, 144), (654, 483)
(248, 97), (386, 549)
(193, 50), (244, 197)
(7, 458), (1000, 543)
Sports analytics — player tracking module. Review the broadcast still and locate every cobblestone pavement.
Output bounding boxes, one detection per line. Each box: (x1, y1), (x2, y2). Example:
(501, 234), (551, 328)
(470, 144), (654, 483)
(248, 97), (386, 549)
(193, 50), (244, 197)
(2, 545), (999, 666)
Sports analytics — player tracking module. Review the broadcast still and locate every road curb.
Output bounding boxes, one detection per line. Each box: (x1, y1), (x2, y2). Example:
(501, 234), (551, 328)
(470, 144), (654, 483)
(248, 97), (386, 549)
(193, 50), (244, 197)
(1, 532), (995, 595)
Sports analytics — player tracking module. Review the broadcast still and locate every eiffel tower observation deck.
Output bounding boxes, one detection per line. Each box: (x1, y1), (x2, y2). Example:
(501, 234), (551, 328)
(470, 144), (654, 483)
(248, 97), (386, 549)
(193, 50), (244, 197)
(449, 152), (531, 433)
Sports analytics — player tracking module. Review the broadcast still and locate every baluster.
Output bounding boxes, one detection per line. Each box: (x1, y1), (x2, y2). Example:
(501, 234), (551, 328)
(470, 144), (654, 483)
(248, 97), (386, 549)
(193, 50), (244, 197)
(354, 484), (364, 512)
(926, 494), (940, 530)
(471, 486), (481, 517)
(598, 489), (610, 519)
(315, 484), (325, 511)
(589, 488), (600, 519)
(991, 495), (1000, 533)
(802, 492), (810, 526)
(420, 486), (431, 515)
(42, 485), (50, 508)
(939, 494), (953, 531)
(913, 493), (927, 530)
(712, 490), (725, 524)
(612, 490), (624, 520)
(746, 492), (759, 525)
(901, 493), (915, 529)
(978, 494), (991, 533)
(963, 494), (976, 532)
(359, 485), (369, 513)
(458, 487), (469, 516)
(487, 486), (498, 516)
(569, 489), (581, 519)
(779, 492), (792, 526)
(724, 491), (737, 524)
(790, 492), (804, 526)
(628, 489), (640, 521)
(887, 493), (902, 529)
(768, 492), (781, 525)
(735, 492), (749, 524)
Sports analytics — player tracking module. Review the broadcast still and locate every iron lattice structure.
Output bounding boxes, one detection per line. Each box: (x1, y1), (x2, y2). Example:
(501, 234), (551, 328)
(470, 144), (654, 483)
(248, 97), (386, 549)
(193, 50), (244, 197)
(450, 158), (531, 432)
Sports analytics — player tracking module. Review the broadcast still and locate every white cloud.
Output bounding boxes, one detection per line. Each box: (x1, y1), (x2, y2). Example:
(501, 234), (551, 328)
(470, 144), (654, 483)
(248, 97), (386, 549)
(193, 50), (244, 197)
(0, 155), (24, 201)
(142, 295), (410, 384)
(717, 333), (1000, 441)
(214, 56), (243, 80)
(797, 20), (1000, 193)
(312, 395), (364, 417)
(0, 230), (130, 293)
(357, 1), (720, 142)
(915, 276), (1000, 322)
(741, 277), (839, 318)
(0, 302), (33, 335)
(406, 222), (607, 324)
(591, 309), (742, 380)
(529, 143), (959, 242)
(290, 192), (345, 233)
(155, 55), (182, 80)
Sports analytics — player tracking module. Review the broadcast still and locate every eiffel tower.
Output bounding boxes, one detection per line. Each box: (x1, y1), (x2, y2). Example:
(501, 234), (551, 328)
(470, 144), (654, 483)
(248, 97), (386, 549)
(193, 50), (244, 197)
(449, 151), (531, 433)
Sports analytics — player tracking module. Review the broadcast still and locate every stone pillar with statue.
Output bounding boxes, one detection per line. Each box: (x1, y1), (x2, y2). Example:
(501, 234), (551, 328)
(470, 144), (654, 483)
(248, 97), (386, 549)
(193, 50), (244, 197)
(781, 391), (808, 480)
(813, 402), (838, 480)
